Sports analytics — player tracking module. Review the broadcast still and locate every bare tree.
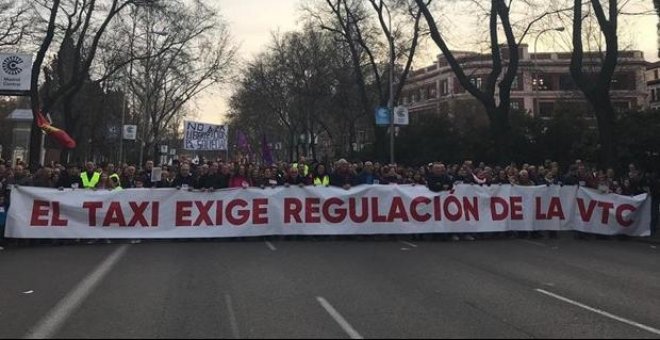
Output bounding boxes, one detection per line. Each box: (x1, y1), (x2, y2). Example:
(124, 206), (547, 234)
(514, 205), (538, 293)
(415, 0), (524, 160)
(28, 0), (141, 168)
(121, 0), (236, 161)
(309, 0), (425, 160)
(28, 0), (61, 170)
(0, 0), (31, 48)
(569, 0), (619, 167)
(656, 0), (660, 57)
(228, 26), (377, 161)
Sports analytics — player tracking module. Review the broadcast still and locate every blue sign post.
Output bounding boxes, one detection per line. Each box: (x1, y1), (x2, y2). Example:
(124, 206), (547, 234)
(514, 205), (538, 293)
(375, 107), (391, 126)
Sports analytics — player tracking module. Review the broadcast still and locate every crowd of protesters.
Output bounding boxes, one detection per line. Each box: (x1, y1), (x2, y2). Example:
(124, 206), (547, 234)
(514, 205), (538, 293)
(1, 156), (659, 247)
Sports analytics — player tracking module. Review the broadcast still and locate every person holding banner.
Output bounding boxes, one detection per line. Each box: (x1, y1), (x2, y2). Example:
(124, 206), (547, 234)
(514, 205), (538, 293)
(80, 162), (100, 189)
(357, 162), (377, 185)
(0, 195), (7, 249)
(229, 164), (251, 188)
(427, 163), (453, 192)
(194, 164), (210, 190)
(292, 156), (309, 176)
(56, 164), (84, 189)
(286, 166), (311, 187)
(313, 164), (330, 187)
(94, 172), (112, 190)
(121, 166), (138, 189)
(141, 161), (155, 188)
(158, 170), (176, 188)
(174, 164), (197, 190)
(216, 163), (231, 189)
(261, 167), (279, 188)
(330, 159), (357, 190)
(198, 162), (218, 191)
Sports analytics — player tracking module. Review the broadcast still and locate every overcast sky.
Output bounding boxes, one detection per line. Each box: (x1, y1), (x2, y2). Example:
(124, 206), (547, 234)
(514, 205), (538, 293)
(193, 0), (660, 125)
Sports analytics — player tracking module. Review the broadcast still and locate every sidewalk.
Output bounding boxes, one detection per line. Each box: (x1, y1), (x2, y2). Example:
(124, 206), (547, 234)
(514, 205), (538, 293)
(637, 232), (660, 245)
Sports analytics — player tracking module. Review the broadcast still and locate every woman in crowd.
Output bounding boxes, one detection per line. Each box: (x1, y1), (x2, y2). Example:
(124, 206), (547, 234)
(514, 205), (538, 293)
(229, 164), (252, 188)
(312, 163), (330, 187)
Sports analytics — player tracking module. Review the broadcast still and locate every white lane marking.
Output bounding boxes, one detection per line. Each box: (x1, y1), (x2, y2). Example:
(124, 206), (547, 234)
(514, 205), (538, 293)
(316, 297), (363, 339)
(25, 245), (129, 339)
(265, 241), (277, 251)
(225, 294), (241, 339)
(400, 241), (418, 248)
(519, 239), (546, 247)
(535, 289), (660, 336)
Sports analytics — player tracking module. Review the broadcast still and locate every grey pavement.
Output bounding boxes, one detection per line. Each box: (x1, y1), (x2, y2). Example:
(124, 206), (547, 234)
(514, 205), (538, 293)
(0, 237), (659, 339)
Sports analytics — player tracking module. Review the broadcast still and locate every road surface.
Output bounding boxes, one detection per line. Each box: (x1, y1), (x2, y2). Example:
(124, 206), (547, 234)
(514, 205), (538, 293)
(1, 236), (659, 339)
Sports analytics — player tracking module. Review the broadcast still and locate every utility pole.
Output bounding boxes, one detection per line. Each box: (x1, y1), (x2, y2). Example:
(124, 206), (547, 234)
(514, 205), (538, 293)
(385, 2), (395, 165)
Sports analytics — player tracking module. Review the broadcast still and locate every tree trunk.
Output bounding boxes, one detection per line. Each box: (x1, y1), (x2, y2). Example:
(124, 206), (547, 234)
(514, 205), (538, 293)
(348, 122), (356, 160)
(590, 94), (617, 167)
(489, 106), (513, 163)
(28, 122), (41, 169)
(373, 126), (387, 162)
(59, 94), (75, 164)
(288, 132), (295, 163)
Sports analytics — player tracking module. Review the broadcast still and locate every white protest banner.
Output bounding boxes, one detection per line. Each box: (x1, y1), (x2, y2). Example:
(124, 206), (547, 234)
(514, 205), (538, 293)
(5, 185), (650, 239)
(183, 121), (228, 151)
(0, 53), (32, 92)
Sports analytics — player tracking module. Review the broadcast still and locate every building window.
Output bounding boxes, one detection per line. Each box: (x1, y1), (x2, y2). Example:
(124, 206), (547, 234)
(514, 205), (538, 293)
(538, 102), (555, 117)
(511, 74), (524, 91)
(440, 101), (449, 114)
(652, 89), (656, 102)
(611, 73), (636, 90)
(613, 101), (630, 112)
(411, 93), (417, 103)
(429, 85), (437, 98)
(454, 78), (465, 94)
(419, 88), (426, 100)
(441, 79), (449, 96)
(533, 74), (553, 90)
(559, 74), (577, 90)
(469, 77), (483, 90)
(510, 98), (524, 111)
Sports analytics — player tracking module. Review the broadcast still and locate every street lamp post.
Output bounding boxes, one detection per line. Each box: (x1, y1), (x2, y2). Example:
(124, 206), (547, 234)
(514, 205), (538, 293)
(384, 2), (395, 165)
(119, 85), (126, 164)
(533, 27), (565, 117)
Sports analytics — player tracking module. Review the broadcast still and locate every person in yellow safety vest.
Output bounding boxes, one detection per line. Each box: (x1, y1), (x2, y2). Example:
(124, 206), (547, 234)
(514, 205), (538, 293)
(109, 173), (123, 190)
(80, 161), (101, 189)
(292, 156), (309, 176)
(312, 163), (330, 186)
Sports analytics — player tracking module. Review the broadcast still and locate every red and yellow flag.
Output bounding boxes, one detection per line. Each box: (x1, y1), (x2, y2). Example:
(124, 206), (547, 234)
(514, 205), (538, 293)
(35, 111), (77, 149)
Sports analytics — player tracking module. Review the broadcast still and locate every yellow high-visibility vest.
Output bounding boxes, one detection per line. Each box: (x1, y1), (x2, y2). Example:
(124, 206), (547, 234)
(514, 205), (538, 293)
(313, 175), (330, 186)
(81, 172), (101, 188)
(293, 163), (309, 176)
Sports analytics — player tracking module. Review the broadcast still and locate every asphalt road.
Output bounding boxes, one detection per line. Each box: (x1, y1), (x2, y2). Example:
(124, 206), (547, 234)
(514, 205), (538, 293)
(1, 236), (659, 339)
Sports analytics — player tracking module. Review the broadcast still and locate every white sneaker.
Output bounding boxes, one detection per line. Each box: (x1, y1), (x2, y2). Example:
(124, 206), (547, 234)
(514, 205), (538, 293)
(451, 235), (460, 242)
(130, 239), (142, 244)
(463, 235), (475, 241)
(0, 246), (4, 251)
